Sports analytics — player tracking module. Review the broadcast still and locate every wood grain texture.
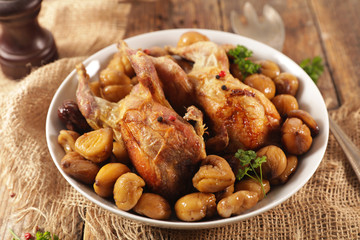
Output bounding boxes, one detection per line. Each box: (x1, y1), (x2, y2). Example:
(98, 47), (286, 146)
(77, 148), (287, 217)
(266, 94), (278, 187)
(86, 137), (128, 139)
(311, 0), (360, 106)
(125, 0), (222, 38)
(279, 0), (338, 109)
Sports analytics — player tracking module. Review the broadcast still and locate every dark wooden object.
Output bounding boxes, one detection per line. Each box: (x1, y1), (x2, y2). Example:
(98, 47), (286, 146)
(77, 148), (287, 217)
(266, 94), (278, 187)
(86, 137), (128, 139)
(0, 0), (58, 79)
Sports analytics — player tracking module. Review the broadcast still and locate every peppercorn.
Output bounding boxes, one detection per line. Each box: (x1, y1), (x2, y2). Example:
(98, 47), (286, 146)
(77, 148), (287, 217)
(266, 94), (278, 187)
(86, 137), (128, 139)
(221, 85), (227, 90)
(215, 75), (220, 79)
(157, 116), (163, 122)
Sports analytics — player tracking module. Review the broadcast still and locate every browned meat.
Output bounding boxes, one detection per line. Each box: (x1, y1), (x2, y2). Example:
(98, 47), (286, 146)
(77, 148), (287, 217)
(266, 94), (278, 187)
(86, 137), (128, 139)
(166, 41), (281, 153)
(151, 55), (195, 116)
(76, 44), (206, 201)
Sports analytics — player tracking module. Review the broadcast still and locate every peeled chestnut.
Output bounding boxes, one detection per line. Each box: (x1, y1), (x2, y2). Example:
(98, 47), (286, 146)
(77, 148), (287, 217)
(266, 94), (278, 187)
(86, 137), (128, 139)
(274, 72), (299, 96)
(244, 73), (276, 99)
(61, 152), (100, 184)
(235, 178), (270, 200)
(217, 190), (259, 218)
(175, 192), (216, 221)
(281, 118), (313, 155)
(177, 31), (209, 47)
(100, 84), (132, 102)
(272, 94), (299, 117)
(256, 145), (287, 180)
(271, 155), (298, 185)
(256, 60), (280, 79)
(286, 109), (319, 136)
(106, 50), (135, 78)
(192, 155), (235, 193)
(99, 68), (132, 87)
(133, 193), (171, 220)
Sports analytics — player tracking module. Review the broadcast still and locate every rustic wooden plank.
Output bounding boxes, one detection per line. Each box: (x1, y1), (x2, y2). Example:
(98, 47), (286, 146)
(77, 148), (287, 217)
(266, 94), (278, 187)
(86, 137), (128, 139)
(278, 0), (338, 109)
(310, 0), (360, 106)
(221, 0), (339, 110)
(124, 0), (169, 38)
(125, 0), (222, 38)
(169, 0), (222, 29)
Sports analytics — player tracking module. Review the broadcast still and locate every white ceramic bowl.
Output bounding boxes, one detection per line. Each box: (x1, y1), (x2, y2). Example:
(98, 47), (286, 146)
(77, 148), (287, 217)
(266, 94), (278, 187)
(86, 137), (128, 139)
(46, 29), (329, 229)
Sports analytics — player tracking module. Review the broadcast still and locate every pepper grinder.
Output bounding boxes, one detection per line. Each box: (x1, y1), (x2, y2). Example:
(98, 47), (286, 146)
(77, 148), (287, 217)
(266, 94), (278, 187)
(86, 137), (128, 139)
(0, 0), (58, 79)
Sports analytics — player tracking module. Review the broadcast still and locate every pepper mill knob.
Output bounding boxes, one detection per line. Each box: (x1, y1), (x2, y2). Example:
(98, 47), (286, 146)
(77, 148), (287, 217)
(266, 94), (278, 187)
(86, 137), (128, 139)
(0, 0), (58, 79)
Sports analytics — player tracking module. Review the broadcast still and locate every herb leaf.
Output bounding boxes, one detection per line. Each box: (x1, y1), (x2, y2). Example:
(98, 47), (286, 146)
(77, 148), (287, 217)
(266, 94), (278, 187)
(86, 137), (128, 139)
(300, 56), (324, 84)
(36, 231), (59, 240)
(9, 229), (60, 240)
(234, 148), (256, 166)
(237, 166), (251, 181)
(251, 155), (267, 169)
(235, 149), (267, 197)
(9, 229), (21, 240)
(228, 45), (260, 78)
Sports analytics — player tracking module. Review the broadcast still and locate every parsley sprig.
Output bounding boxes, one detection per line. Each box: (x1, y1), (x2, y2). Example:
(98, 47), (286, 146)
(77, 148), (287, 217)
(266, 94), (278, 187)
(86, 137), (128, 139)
(9, 229), (20, 240)
(9, 229), (59, 240)
(35, 231), (59, 240)
(300, 56), (324, 84)
(228, 45), (260, 78)
(235, 149), (267, 197)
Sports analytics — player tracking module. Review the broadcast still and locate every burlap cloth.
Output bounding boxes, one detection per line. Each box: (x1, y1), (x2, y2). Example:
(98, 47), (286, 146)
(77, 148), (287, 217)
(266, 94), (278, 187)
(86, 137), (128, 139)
(0, 1), (359, 239)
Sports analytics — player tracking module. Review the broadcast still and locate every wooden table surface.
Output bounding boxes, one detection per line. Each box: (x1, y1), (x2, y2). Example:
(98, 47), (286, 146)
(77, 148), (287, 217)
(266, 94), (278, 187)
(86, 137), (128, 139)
(1, 0), (359, 239)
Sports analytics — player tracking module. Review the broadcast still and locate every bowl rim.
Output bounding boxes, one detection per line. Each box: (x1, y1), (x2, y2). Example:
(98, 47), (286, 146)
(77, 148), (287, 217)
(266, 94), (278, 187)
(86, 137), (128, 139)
(46, 28), (329, 229)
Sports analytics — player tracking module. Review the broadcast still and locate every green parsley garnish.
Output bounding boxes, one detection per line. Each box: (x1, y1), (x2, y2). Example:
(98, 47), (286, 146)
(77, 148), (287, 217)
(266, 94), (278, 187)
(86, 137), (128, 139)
(300, 56), (324, 84)
(9, 229), (21, 240)
(228, 45), (260, 78)
(235, 149), (267, 197)
(36, 231), (59, 240)
(9, 229), (59, 240)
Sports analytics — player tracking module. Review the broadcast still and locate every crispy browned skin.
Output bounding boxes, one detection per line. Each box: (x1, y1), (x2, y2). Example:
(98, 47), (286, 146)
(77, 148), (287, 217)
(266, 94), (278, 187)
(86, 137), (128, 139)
(76, 44), (206, 201)
(151, 55), (195, 115)
(166, 41), (281, 152)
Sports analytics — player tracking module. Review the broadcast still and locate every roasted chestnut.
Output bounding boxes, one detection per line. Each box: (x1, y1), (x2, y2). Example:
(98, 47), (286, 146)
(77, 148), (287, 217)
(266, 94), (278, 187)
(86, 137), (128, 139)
(281, 117), (313, 155)
(57, 100), (92, 133)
